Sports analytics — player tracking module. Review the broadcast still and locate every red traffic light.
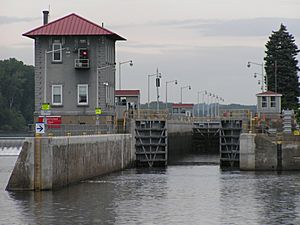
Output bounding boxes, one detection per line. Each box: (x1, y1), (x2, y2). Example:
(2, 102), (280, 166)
(79, 49), (88, 59)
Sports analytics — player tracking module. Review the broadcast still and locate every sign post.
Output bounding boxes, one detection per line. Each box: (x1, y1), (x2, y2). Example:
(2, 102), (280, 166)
(95, 107), (102, 127)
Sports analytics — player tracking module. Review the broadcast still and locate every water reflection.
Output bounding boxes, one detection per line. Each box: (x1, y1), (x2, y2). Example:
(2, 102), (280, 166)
(3, 165), (300, 224)
(254, 172), (300, 225)
(219, 171), (300, 225)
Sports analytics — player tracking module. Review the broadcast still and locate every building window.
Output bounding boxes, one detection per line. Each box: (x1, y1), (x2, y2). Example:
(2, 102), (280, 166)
(77, 84), (88, 105)
(52, 85), (63, 105)
(262, 96), (267, 108)
(270, 96), (276, 107)
(52, 43), (62, 62)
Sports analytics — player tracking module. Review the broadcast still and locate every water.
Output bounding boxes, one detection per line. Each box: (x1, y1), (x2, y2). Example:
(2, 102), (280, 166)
(1, 156), (300, 225)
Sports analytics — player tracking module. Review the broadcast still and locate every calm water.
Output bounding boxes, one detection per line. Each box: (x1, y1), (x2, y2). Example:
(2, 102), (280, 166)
(1, 156), (300, 225)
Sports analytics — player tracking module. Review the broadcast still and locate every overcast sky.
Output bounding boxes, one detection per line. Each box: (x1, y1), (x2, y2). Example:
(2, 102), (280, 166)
(1, 0), (300, 105)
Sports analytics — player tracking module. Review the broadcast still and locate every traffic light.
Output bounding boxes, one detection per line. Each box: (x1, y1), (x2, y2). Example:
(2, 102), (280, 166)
(156, 77), (160, 87)
(79, 49), (88, 60)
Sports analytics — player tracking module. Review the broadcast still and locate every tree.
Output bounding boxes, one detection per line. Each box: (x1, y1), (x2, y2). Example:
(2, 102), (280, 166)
(0, 58), (34, 131)
(264, 24), (300, 110)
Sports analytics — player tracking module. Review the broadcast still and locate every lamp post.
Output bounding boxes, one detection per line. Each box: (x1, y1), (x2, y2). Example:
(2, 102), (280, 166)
(207, 92), (212, 117)
(211, 94), (215, 117)
(44, 47), (65, 103)
(165, 80), (177, 111)
(96, 65), (115, 125)
(214, 95), (218, 118)
(118, 60), (133, 90)
(147, 71), (161, 110)
(197, 91), (206, 117)
(97, 65), (115, 108)
(247, 61), (266, 91)
(180, 85), (191, 103)
(218, 97), (224, 117)
(103, 82), (109, 105)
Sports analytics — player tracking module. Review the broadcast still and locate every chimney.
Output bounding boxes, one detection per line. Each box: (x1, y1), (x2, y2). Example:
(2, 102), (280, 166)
(42, 10), (49, 25)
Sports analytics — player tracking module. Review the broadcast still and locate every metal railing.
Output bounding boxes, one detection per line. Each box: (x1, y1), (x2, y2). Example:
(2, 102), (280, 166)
(29, 123), (114, 136)
(74, 59), (90, 69)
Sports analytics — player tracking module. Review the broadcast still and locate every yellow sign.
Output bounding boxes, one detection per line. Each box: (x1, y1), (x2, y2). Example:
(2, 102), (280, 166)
(294, 130), (300, 136)
(41, 103), (50, 111)
(95, 108), (102, 115)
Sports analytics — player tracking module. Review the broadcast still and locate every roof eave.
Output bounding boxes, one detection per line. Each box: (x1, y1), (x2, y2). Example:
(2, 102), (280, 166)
(22, 33), (126, 41)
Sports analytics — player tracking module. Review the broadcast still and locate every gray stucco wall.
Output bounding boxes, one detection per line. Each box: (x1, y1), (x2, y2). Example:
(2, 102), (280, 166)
(34, 36), (116, 116)
(6, 134), (133, 191)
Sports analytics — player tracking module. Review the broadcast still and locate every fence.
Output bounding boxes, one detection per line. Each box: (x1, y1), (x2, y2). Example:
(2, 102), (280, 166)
(29, 123), (115, 136)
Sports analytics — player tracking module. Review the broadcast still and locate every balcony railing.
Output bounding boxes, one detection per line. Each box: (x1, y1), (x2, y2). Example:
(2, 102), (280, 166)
(75, 59), (90, 69)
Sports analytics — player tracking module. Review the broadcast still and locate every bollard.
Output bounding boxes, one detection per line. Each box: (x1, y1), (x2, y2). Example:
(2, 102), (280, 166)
(277, 141), (282, 171)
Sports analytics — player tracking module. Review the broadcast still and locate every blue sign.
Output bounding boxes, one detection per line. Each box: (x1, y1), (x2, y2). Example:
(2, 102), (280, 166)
(35, 123), (45, 134)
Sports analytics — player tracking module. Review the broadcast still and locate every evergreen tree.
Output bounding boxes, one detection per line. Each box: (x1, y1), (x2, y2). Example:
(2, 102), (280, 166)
(264, 24), (300, 110)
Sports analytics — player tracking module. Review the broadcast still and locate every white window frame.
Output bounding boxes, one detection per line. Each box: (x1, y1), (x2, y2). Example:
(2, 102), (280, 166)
(77, 84), (89, 105)
(261, 96), (267, 108)
(51, 85), (63, 106)
(52, 43), (62, 62)
(270, 96), (276, 108)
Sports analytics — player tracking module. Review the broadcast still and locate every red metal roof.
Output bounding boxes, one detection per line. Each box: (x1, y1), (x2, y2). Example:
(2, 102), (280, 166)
(115, 90), (140, 96)
(256, 91), (282, 96)
(172, 103), (194, 108)
(23, 13), (125, 40)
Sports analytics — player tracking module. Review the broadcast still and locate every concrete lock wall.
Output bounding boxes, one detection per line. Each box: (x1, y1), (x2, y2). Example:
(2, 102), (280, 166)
(239, 133), (256, 170)
(240, 133), (300, 171)
(6, 134), (133, 191)
(167, 120), (193, 163)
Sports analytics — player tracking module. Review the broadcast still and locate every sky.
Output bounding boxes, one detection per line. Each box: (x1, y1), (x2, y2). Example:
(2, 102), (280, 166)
(1, 0), (300, 105)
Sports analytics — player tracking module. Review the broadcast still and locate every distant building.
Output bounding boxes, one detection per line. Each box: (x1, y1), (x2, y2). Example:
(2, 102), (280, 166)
(172, 103), (194, 117)
(115, 90), (140, 118)
(23, 11), (125, 124)
(256, 91), (282, 116)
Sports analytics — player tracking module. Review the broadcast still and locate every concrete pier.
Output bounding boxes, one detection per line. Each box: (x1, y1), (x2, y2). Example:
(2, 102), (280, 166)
(167, 120), (193, 163)
(240, 133), (300, 171)
(6, 134), (133, 191)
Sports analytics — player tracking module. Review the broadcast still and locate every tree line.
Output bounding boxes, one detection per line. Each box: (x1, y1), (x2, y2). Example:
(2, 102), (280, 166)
(0, 58), (34, 132)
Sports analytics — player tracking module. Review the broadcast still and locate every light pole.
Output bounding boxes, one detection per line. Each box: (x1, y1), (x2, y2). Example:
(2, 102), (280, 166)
(197, 91), (205, 117)
(247, 61), (266, 91)
(180, 85), (191, 103)
(166, 80), (178, 111)
(103, 82), (109, 105)
(218, 97), (224, 117)
(97, 65), (115, 108)
(207, 92), (212, 117)
(214, 95), (218, 118)
(253, 72), (263, 91)
(118, 60), (133, 90)
(147, 71), (161, 110)
(96, 65), (115, 125)
(44, 47), (65, 103)
(211, 94), (215, 117)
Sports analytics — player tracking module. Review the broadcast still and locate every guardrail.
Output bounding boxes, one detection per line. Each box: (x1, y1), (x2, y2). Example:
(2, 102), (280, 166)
(29, 123), (114, 136)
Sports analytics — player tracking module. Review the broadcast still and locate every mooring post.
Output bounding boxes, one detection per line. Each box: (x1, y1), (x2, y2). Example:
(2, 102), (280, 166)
(277, 141), (282, 171)
(34, 134), (42, 191)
